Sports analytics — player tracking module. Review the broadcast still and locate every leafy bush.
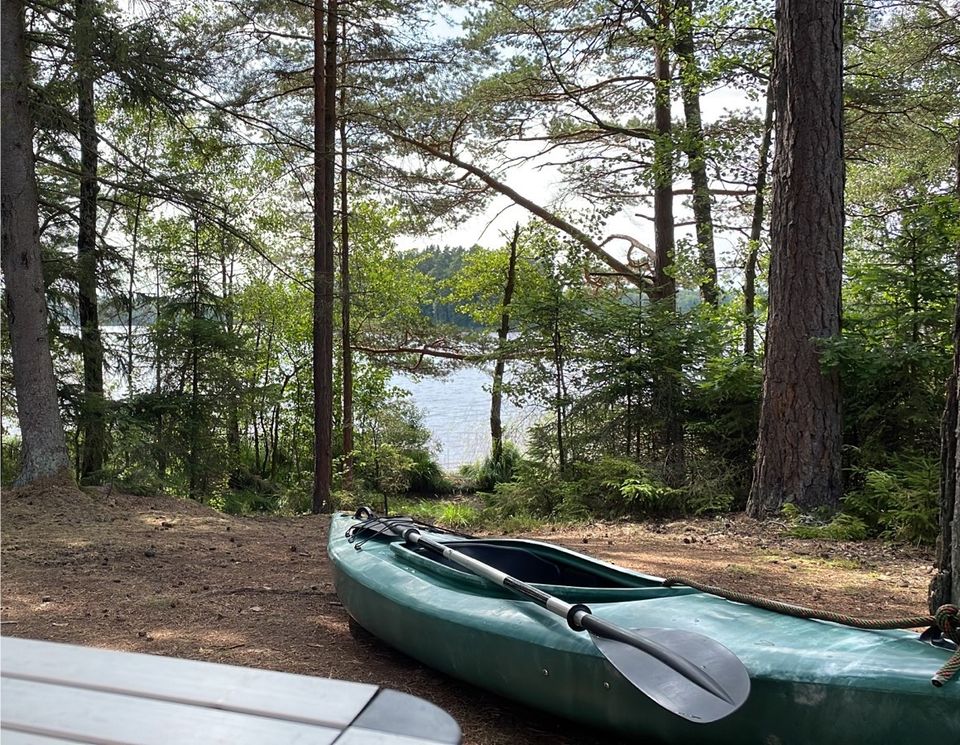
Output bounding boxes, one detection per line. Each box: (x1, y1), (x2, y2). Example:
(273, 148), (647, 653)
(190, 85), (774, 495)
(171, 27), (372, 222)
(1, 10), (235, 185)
(686, 355), (761, 504)
(782, 455), (938, 544)
(486, 461), (564, 519)
(209, 488), (280, 515)
(483, 457), (681, 522)
(461, 441), (523, 492)
(789, 512), (870, 541)
(1, 436), (21, 486)
(677, 457), (739, 515)
(842, 455), (939, 544)
(404, 448), (453, 495)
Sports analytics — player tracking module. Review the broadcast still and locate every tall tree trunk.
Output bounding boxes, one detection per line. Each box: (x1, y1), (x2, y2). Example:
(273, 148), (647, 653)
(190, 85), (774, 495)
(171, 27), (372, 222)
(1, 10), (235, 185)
(339, 19), (353, 491)
(491, 225), (520, 464)
(552, 311), (566, 473)
(674, 0), (717, 306)
(651, 2), (684, 484)
(221, 249), (240, 464)
(930, 134), (960, 610)
(187, 215), (202, 498)
(748, 0), (844, 517)
(652, 7), (676, 307)
(744, 78), (775, 358)
(154, 250), (165, 479)
(1, 0), (71, 485)
(76, 0), (107, 481)
(312, 0), (337, 513)
(126, 194), (142, 399)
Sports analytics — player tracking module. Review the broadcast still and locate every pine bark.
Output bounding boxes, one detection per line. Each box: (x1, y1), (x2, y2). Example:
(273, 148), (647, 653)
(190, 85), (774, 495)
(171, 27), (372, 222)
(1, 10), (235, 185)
(748, 0), (844, 517)
(1, 0), (72, 484)
(312, 0), (337, 513)
(339, 18), (353, 491)
(76, 0), (107, 480)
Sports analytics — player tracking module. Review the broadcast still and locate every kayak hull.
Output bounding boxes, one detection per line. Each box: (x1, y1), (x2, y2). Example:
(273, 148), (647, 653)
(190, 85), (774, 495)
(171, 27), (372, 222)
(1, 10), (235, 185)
(328, 512), (959, 743)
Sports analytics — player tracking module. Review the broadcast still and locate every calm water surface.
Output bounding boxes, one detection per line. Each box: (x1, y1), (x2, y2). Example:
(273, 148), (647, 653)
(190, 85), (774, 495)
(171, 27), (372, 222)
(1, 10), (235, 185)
(392, 366), (541, 470)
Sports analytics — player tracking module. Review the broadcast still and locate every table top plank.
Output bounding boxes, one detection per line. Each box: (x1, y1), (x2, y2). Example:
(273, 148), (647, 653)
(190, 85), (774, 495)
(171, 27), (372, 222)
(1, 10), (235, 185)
(1, 677), (342, 745)
(1, 729), (88, 745)
(1, 637), (377, 729)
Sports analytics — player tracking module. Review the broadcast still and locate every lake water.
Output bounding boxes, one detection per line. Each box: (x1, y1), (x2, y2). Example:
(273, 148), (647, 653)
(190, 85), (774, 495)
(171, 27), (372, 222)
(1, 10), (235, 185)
(392, 366), (542, 470)
(3, 327), (540, 472)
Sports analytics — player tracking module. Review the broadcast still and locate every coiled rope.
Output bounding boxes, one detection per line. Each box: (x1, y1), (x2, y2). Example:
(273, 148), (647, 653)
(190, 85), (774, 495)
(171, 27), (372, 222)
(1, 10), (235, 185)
(662, 576), (960, 687)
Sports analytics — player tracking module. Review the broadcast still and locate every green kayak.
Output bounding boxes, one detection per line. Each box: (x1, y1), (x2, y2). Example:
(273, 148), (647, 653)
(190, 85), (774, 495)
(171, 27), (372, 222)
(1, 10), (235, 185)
(328, 510), (959, 744)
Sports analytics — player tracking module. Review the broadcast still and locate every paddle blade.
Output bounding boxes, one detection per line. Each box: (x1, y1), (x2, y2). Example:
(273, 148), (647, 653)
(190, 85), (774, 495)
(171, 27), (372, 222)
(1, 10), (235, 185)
(591, 628), (750, 723)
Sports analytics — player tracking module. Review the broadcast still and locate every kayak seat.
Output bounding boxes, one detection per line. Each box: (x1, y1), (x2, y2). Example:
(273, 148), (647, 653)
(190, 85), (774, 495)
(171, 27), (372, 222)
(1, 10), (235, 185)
(440, 542), (628, 588)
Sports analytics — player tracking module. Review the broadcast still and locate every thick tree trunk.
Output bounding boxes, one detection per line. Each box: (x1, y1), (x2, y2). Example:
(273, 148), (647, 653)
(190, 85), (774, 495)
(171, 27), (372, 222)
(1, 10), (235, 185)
(491, 225), (520, 464)
(312, 0), (337, 513)
(930, 135), (960, 610)
(674, 0), (717, 306)
(1, 0), (72, 485)
(744, 79), (775, 358)
(748, 0), (844, 517)
(339, 23), (353, 491)
(76, 0), (107, 481)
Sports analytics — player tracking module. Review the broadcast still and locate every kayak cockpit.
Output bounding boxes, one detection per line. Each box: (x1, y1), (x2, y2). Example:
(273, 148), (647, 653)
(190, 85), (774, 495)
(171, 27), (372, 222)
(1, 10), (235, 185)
(424, 540), (633, 587)
(389, 536), (700, 602)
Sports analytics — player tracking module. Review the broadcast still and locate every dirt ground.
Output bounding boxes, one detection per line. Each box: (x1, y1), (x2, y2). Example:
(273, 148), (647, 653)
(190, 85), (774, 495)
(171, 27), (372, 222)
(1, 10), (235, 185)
(0, 478), (938, 744)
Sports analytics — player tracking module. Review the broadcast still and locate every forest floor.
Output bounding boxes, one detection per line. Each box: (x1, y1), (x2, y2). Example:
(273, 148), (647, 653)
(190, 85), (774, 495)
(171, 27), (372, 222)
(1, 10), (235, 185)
(0, 478), (938, 744)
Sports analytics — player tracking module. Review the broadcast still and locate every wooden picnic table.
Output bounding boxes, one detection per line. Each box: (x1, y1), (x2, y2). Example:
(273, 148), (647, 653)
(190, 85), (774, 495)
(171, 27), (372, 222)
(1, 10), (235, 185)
(1, 637), (462, 744)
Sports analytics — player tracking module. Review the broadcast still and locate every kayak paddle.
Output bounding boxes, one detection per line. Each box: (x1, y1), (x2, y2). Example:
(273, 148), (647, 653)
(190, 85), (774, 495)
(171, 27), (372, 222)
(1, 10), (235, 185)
(377, 519), (750, 724)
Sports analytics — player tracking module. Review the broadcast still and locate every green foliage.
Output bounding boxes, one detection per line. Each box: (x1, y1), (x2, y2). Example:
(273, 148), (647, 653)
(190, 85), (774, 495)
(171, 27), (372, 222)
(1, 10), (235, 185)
(405, 449), (453, 495)
(787, 510), (870, 542)
(353, 398), (450, 498)
(388, 497), (483, 531)
(823, 195), (958, 468)
(686, 354), (762, 505)
(461, 441), (523, 492)
(1, 436), (22, 487)
(842, 456), (940, 544)
(487, 457), (682, 522)
(783, 455), (938, 545)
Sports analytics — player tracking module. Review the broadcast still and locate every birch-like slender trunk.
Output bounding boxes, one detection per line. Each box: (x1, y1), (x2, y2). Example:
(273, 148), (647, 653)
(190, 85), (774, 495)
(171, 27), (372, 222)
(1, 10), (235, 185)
(490, 225), (520, 464)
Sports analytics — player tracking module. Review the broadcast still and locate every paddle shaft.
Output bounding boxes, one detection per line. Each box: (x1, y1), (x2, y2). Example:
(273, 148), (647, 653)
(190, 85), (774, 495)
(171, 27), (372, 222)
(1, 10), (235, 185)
(398, 526), (733, 703)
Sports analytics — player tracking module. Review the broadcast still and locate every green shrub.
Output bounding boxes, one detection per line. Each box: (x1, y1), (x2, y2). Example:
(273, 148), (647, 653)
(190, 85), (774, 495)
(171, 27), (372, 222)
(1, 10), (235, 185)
(404, 448), (453, 495)
(462, 441), (523, 492)
(842, 455), (939, 544)
(782, 455), (938, 544)
(482, 456), (682, 522)
(790, 512), (870, 541)
(2, 436), (22, 486)
(682, 457), (739, 514)
(388, 497), (484, 531)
